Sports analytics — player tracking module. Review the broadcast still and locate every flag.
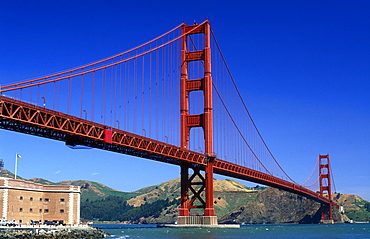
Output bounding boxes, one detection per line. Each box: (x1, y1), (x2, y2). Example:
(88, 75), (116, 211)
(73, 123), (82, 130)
(16, 154), (22, 158)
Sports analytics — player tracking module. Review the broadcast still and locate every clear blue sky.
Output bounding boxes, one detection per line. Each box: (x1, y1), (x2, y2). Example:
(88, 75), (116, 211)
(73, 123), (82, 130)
(0, 1), (369, 200)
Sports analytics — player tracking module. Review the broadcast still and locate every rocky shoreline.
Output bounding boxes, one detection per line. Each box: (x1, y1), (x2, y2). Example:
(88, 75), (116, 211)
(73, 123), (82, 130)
(0, 226), (109, 239)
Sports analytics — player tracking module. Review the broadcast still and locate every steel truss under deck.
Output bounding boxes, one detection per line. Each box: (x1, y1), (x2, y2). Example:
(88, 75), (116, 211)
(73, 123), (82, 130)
(0, 95), (334, 207)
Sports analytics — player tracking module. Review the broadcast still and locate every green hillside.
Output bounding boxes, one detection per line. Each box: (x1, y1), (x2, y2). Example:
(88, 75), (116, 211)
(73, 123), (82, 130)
(1, 169), (369, 224)
(0, 169), (139, 202)
(58, 180), (140, 202)
(335, 193), (370, 222)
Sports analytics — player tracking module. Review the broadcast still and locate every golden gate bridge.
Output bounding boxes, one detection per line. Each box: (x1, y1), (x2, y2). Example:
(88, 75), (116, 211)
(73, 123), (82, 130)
(0, 20), (337, 225)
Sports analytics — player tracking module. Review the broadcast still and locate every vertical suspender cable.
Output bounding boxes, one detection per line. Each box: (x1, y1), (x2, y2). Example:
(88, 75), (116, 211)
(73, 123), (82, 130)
(123, 61), (127, 130)
(67, 77), (72, 114)
(109, 61), (113, 127)
(80, 75), (84, 118)
(102, 69), (106, 125)
(126, 55), (130, 130)
(155, 45), (159, 139)
(163, 42), (166, 142)
(169, 36), (173, 144)
(120, 60), (123, 128)
(114, 64), (117, 126)
(149, 51), (152, 138)
(37, 86), (40, 112)
(134, 52), (137, 133)
(52, 82), (56, 110)
(142, 55), (145, 136)
(30, 85), (33, 106)
(92, 71), (96, 121)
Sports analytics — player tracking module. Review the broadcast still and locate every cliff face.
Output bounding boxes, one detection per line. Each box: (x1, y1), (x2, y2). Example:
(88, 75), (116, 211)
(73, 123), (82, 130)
(219, 187), (323, 224)
(140, 186), (330, 224)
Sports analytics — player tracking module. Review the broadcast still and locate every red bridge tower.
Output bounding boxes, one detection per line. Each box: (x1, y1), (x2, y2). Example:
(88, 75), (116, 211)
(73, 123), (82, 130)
(178, 20), (217, 225)
(319, 154), (335, 223)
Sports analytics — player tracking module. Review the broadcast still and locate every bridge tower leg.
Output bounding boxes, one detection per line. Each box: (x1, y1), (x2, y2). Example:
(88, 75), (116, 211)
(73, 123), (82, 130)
(319, 154), (334, 223)
(178, 20), (217, 226)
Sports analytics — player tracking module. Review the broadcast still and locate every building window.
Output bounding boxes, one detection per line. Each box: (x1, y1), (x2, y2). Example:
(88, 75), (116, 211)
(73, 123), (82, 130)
(19, 220), (22, 224)
(60, 209), (65, 213)
(44, 209), (49, 213)
(19, 208), (23, 212)
(44, 198), (50, 202)
(20, 196), (23, 200)
(30, 208), (33, 212)
(39, 209), (42, 213)
(60, 198), (65, 202)
(39, 198), (42, 201)
(30, 197), (33, 201)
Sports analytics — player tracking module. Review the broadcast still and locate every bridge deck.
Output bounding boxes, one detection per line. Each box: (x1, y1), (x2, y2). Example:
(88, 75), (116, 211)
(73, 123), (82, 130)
(0, 96), (334, 206)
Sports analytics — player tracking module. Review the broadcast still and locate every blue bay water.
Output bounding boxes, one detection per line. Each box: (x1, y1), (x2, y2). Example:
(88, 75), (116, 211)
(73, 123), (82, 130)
(94, 223), (370, 239)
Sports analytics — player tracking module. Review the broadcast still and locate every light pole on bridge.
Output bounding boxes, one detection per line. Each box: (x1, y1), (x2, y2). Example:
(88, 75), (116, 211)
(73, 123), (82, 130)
(83, 110), (87, 120)
(41, 97), (46, 108)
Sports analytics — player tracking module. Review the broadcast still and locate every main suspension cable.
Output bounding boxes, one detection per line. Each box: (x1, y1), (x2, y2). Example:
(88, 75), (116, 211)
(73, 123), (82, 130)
(301, 157), (319, 186)
(330, 164), (337, 193)
(187, 26), (271, 173)
(1, 21), (209, 93)
(0, 23), (185, 91)
(211, 28), (297, 184)
(212, 83), (272, 175)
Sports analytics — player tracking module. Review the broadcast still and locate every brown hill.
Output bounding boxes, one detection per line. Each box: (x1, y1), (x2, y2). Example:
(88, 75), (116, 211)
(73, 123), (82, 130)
(126, 176), (259, 222)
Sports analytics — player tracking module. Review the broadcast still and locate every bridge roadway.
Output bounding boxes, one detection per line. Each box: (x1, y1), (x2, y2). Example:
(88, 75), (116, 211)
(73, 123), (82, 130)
(0, 95), (332, 205)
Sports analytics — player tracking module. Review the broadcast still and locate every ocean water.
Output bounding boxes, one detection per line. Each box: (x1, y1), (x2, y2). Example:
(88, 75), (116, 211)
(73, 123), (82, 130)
(94, 223), (370, 239)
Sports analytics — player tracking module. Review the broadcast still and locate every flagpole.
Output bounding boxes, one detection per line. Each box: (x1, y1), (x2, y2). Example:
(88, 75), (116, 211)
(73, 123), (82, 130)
(15, 154), (18, 179)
